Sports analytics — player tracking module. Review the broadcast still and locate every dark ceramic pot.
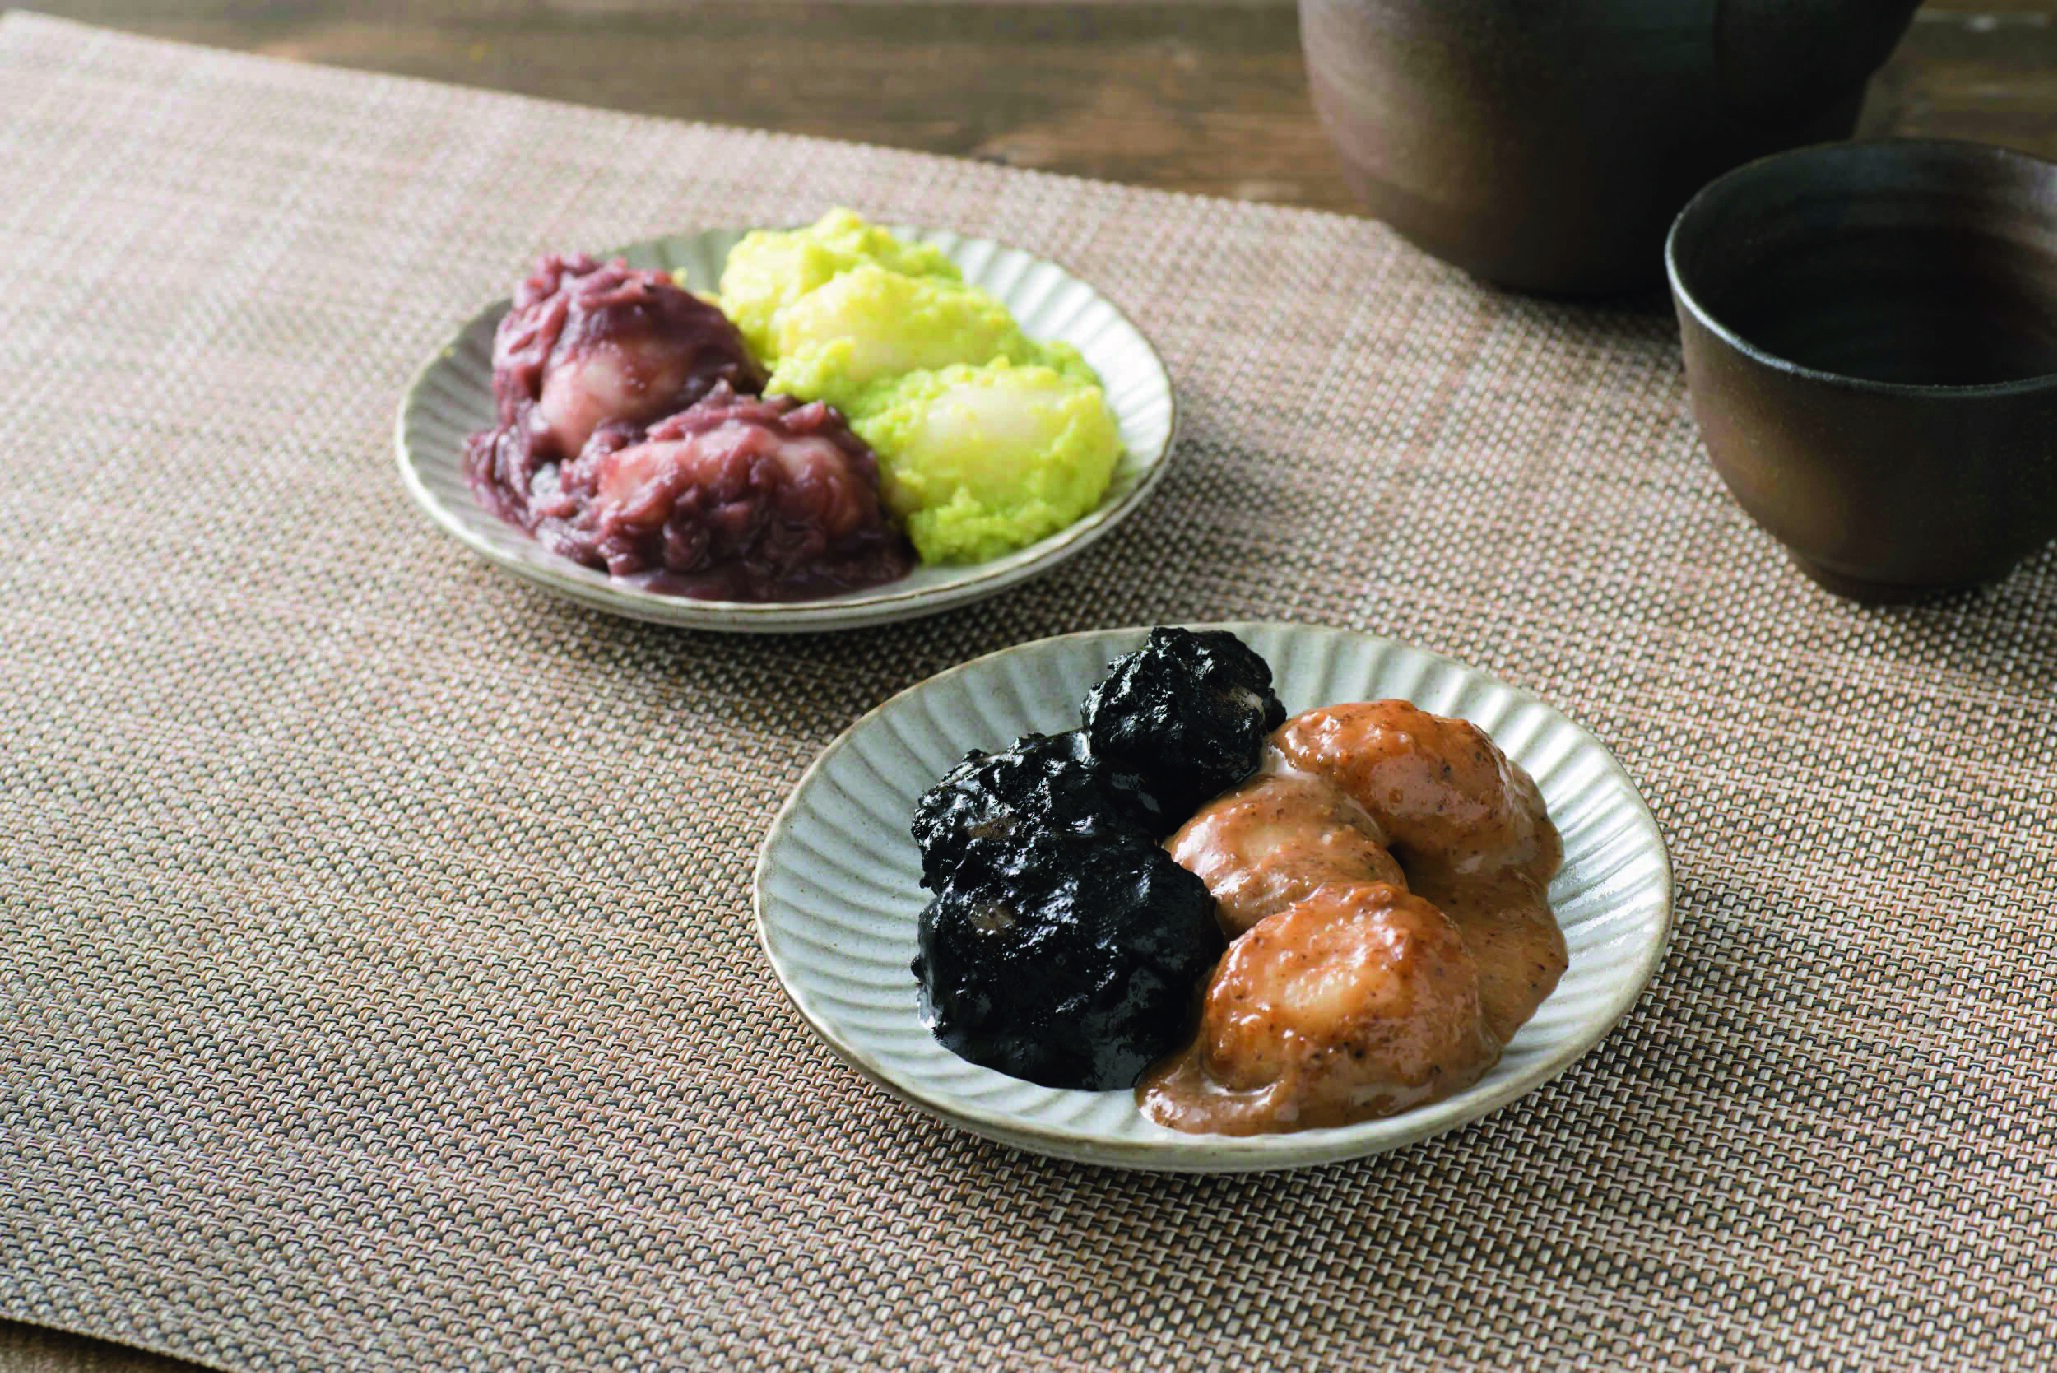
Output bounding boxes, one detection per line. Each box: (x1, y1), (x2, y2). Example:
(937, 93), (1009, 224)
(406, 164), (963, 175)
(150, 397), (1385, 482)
(1667, 139), (2057, 602)
(1299, 0), (1919, 295)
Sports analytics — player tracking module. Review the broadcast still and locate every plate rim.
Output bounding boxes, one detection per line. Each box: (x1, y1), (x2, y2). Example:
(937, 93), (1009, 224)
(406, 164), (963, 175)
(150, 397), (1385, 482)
(752, 621), (1679, 1172)
(392, 225), (1180, 632)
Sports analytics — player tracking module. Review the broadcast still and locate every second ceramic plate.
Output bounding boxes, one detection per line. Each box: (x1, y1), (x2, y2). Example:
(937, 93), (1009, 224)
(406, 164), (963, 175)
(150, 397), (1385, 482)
(756, 623), (1675, 1172)
(396, 226), (1176, 631)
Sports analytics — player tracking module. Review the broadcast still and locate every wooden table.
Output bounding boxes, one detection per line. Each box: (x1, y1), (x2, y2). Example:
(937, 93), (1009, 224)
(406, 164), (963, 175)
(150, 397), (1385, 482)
(4, 1), (2051, 1368)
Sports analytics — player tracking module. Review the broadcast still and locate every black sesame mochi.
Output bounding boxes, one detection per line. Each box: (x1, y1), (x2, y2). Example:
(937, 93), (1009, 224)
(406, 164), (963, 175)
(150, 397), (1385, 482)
(1082, 627), (1287, 817)
(911, 730), (1165, 892)
(906, 626), (1284, 1092)
(912, 833), (1222, 1090)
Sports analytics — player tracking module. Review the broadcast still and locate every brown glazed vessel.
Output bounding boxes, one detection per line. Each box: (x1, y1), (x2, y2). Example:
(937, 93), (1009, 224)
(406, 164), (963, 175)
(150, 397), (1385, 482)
(1667, 139), (2057, 602)
(1299, 0), (1918, 295)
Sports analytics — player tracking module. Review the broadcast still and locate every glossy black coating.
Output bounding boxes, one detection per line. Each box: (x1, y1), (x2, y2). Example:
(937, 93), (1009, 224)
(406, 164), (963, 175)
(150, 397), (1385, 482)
(909, 627), (1287, 1090)
(913, 833), (1223, 1091)
(1667, 139), (2057, 600)
(1083, 627), (1287, 821)
(1299, 0), (1918, 295)
(911, 729), (1165, 893)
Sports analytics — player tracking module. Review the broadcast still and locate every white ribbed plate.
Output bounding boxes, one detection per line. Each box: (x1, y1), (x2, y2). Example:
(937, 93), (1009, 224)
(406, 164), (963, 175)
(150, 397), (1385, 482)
(396, 226), (1176, 631)
(756, 623), (1675, 1172)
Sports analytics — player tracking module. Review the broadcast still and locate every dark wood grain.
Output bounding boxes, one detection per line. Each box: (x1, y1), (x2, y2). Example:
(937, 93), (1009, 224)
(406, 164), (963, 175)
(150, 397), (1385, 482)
(24, 1), (2057, 210)
(4, 2), (2055, 1370)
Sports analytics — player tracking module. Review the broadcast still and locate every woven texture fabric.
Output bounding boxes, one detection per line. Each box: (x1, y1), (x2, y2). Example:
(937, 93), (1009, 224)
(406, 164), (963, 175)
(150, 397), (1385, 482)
(2, 14), (2054, 1372)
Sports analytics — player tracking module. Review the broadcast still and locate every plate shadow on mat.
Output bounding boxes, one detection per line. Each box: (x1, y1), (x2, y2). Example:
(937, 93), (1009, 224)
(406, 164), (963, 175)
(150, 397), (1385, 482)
(436, 433), (1300, 725)
(0, 1321), (205, 1373)
(811, 882), (1976, 1358)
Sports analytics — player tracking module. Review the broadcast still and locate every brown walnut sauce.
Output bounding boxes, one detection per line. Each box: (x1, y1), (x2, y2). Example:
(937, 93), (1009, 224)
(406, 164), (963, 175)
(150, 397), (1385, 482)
(1141, 701), (1567, 1136)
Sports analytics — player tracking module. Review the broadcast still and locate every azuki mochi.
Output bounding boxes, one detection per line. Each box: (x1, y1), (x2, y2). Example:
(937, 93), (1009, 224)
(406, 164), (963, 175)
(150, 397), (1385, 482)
(911, 729), (1165, 892)
(1083, 627), (1287, 817)
(487, 253), (764, 468)
(913, 833), (1222, 1090)
(464, 255), (912, 602)
(519, 386), (912, 599)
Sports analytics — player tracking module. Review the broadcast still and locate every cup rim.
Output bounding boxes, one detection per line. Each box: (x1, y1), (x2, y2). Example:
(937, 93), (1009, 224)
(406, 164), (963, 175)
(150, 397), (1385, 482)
(1664, 136), (2057, 399)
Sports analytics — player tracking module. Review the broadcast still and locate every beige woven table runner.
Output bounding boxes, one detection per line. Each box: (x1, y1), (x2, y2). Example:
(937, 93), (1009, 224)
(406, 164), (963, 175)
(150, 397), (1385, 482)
(3, 14), (2054, 1371)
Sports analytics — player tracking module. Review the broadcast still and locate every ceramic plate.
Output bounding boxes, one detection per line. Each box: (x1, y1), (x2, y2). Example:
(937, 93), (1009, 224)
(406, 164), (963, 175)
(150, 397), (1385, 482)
(755, 623), (1675, 1172)
(396, 227), (1176, 631)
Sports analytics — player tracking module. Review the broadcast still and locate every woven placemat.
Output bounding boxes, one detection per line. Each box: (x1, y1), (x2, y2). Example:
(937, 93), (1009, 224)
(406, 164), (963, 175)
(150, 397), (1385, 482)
(3, 14), (2054, 1372)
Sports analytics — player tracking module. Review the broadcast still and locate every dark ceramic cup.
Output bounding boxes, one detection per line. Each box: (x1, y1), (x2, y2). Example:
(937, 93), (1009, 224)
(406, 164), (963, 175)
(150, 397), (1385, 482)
(1667, 139), (2057, 602)
(1299, 0), (1918, 295)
